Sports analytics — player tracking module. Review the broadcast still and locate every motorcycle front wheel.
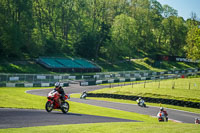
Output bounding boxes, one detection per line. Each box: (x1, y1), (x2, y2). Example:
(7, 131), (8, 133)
(45, 101), (53, 112)
(61, 102), (70, 114)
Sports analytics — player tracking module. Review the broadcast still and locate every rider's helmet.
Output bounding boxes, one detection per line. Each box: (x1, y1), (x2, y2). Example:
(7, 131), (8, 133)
(195, 118), (199, 124)
(55, 82), (60, 90)
(160, 107), (164, 111)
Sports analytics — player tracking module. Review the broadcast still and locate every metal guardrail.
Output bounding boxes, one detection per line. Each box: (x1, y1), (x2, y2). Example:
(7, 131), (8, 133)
(0, 73), (70, 83)
(80, 68), (200, 86)
(0, 68), (199, 86)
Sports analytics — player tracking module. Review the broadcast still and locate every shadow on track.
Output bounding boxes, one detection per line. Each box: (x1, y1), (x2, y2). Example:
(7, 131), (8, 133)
(0, 108), (139, 129)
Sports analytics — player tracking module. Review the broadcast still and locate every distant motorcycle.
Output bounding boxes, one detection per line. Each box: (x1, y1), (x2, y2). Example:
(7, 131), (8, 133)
(137, 99), (146, 107)
(80, 91), (87, 99)
(157, 111), (168, 122)
(158, 112), (165, 122)
(45, 90), (70, 114)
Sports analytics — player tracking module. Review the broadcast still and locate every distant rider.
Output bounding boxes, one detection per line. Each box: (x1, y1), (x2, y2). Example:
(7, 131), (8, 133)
(195, 118), (200, 124)
(54, 82), (66, 105)
(157, 107), (168, 122)
(80, 91), (87, 99)
(136, 97), (145, 106)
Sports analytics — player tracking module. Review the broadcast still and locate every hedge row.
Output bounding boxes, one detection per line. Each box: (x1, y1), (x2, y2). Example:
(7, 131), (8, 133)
(87, 93), (200, 109)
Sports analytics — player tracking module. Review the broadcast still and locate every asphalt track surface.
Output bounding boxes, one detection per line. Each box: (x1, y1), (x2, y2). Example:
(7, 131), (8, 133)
(1, 83), (200, 129)
(28, 84), (200, 124)
(0, 84), (137, 129)
(0, 108), (136, 129)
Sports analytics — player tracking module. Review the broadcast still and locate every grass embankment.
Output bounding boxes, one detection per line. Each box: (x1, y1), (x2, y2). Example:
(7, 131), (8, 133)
(1, 122), (200, 133)
(92, 78), (200, 103)
(0, 58), (198, 74)
(0, 61), (51, 74)
(81, 78), (200, 114)
(98, 58), (197, 72)
(0, 87), (200, 132)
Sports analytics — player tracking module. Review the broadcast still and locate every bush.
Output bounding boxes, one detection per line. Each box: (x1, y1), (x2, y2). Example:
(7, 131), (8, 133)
(144, 57), (155, 65)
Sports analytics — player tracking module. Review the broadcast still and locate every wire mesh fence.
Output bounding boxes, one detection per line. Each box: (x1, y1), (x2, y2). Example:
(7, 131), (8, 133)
(0, 73), (70, 83)
(124, 78), (200, 90)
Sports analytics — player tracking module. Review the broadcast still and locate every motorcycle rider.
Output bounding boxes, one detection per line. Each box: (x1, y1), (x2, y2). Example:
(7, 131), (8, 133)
(136, 97), (145, 106)
(54, 82), (66, 106)
(157, 107), (168, 122)
(80, 90), (87, 99)
(195, 118), (200, 124)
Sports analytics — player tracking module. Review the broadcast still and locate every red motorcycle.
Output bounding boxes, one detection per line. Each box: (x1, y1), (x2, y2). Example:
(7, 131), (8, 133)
(157, 112), (168, 122)
(45, 90), (70, 114)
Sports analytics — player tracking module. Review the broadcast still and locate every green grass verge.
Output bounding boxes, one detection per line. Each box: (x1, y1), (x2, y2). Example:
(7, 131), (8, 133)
(92, 78), (200, 103)
(0, 122), (200, 133)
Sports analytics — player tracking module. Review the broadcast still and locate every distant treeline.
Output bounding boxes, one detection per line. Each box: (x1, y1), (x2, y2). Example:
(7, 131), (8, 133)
(0, 0), (199, 62)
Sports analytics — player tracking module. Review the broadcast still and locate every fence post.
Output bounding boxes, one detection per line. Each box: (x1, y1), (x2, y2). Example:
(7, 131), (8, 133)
(6, 74), (8, 83)
(172, 82), (175, 89)
(158, 80), (160, 88)
(189, 82), (191, 90)
(144, 80), (146, 88)
(33, 74), (35, 83)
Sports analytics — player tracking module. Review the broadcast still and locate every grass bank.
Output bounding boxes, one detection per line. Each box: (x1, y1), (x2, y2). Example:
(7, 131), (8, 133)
(0, 58), (198, 74)
(91, 78), (200, 103)
(0, 122), (200, 133)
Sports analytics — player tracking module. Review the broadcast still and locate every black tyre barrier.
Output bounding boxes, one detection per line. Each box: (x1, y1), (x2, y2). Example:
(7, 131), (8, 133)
(33, 83), (42, 87)
(87, 93), (200, 109)
(63, 82), (69, 87)
(0, 83), (6, 87)
(114, 79), (120, 83)
(15, 83), (25, 87)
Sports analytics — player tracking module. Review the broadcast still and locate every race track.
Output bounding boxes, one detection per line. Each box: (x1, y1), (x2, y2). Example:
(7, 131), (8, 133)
(28, 84), (200, 124)
(1, 83), (199, 129)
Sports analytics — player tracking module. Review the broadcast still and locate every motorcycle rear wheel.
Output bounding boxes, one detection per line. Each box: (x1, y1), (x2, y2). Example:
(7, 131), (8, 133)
(61, 102), (69, 114)
(158, 118), (164, 122)
(45, 101), (53, 112)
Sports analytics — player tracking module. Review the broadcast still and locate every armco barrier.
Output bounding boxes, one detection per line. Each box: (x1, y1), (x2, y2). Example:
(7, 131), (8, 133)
(0, 82), (69, 87)
(80, 74), (179, 86)
(87, 93), (200, 109)
(1, 68), (199, 84)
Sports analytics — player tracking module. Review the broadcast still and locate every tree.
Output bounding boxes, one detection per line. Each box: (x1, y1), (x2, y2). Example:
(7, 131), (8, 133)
(0, 0), (34, 58)
(0, 0), (195, 62)
(162, 16), (187, 56)
(162, 4), (178, 18)
(109, 14), (138, 62)
(185, 26), (200, 60)
(149, 0), (164, 51)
